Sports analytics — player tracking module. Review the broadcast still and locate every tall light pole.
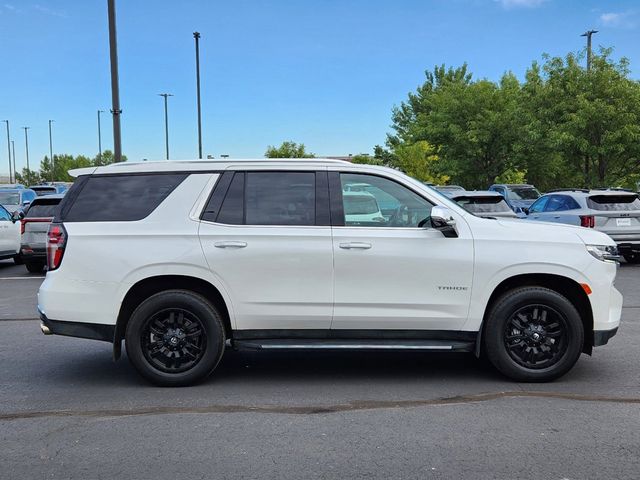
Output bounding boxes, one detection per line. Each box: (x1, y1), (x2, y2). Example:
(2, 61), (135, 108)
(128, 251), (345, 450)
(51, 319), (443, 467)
(581, 30), (598, 71)
(97, 109), (104, 164)
(22, 127), (30, 179)
(158, 93), (173, 160)
(193, 31), (203, 159)
(107, 0), (122, 162)
(11, 140), (15, 183)
(2, 120), (10, 183)
(48, 120), (55, 182)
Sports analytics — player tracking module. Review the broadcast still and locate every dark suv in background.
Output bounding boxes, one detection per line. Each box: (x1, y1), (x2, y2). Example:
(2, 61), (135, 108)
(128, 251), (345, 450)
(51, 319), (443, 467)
(489, 184), (541, 216)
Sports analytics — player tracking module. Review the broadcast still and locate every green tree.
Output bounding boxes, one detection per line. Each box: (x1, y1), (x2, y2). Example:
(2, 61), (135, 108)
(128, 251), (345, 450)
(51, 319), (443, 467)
(393, 141), (450, 184)
(350, 154), (384, 166)
(265, 141), (315, 158)
(14, 168), (41, 186)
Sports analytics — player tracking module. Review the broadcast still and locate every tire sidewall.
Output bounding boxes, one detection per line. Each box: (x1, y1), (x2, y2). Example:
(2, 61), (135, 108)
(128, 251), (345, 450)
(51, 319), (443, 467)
(484, 288), (584, 382)
(125, 290), (225, 386)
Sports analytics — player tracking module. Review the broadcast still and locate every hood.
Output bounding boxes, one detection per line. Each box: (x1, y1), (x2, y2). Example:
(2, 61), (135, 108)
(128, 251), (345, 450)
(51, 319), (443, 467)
(492, 218), (614, 246)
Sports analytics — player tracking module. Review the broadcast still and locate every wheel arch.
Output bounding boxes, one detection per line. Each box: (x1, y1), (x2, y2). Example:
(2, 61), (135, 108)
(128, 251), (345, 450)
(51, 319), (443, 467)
(476, 273), (594, 357)
(113, 275), (233, 360)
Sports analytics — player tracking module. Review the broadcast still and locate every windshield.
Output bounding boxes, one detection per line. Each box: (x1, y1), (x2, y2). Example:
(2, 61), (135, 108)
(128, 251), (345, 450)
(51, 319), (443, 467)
(508, 187), (540, 200)
(0, 192), (19, 205)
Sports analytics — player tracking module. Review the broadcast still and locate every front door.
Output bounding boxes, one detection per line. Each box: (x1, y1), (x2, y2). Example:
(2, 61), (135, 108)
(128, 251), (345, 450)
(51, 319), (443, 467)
(0, 207), (17, 256)
(199, 169), (333, 332)
(329, 171), (474, 332)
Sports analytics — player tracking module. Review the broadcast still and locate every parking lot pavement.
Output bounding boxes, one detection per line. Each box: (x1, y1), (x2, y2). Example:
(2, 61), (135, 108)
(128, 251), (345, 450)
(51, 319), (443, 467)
(1, 261), (639, 479)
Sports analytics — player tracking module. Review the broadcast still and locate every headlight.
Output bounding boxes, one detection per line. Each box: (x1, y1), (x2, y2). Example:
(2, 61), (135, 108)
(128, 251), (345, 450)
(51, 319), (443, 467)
(586, 244), (620, 262)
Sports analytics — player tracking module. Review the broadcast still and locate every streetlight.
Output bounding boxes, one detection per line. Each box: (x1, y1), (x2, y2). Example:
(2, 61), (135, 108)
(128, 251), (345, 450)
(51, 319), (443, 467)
(193, 31), (203, 159)
(97, 110), (105, 164)
(11, 140), (15, 183)
(2, 120), (10, 183)
(158, 93), (173, 160)
(581, 30), (598, 71)
(107, 0), (122, 162)
(48, 120), (55, 182)
(22, 127), (30, 179)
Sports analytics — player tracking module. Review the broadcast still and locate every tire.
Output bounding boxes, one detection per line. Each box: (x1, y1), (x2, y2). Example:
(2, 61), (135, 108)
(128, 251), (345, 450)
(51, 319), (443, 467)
(483, 287), (584, 382)
(125, 290), (226, 387)
(25, 261), (45, 273)
(623, 253), (640, 264)
(13, 255), (23, 265)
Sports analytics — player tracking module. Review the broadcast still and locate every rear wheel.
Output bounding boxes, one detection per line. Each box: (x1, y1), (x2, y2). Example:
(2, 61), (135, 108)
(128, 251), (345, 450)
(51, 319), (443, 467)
(483, 287), (584, 382)
(25, 261), (45, 273)
(623, 253), (640, 264)
(125, 290), (226, 387)
(13, 255), (23, 265)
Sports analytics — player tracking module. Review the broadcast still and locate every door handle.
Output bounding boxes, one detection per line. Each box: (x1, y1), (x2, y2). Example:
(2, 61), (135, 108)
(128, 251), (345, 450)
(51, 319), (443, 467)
(214, 241), (247, 249)
(339, 242), (372, 250)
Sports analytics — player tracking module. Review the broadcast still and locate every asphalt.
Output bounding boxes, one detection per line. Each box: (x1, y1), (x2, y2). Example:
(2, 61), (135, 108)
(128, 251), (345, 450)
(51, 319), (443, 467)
(0, 259), (639, 479)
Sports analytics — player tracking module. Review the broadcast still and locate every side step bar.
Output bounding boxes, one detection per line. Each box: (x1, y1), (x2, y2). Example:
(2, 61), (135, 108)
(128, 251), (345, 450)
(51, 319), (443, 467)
(233, 339), (475, 352)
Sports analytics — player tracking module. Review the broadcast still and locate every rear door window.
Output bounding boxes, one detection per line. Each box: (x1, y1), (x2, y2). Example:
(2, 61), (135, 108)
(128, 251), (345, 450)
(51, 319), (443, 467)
(61, 174), (187, 222)
(587, 195), (640, 211)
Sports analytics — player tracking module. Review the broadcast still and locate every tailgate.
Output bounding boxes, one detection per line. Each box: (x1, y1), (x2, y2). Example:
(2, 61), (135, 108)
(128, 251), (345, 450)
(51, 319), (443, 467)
(22, 218), (52, 246)
(589, 194), (640, 237)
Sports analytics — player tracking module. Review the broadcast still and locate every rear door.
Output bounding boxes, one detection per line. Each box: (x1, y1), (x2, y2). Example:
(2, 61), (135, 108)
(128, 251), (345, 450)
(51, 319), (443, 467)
(0, 206), (18, 255)
(198, 168), (334, 332)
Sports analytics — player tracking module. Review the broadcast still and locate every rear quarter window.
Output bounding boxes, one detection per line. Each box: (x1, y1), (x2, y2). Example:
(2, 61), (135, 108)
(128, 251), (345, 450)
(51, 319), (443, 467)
(60, 173), (187, 222)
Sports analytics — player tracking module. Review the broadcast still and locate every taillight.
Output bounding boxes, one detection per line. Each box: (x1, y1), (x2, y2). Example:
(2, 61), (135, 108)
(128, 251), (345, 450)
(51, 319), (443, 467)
(47, 223), (67, 271)
(579, 215), (595, 228)
(20, 219), (25, 235)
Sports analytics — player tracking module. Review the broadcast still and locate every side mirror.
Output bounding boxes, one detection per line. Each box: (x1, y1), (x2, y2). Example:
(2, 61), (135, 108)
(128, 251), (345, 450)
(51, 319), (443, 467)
(11, 210), (24, 223)
(430, 206), (458, 238)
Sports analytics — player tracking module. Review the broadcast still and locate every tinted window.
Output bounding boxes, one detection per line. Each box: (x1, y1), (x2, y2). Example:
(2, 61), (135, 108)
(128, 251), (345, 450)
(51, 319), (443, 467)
(340, 173), (432, 227)
(545, 195), (580, 212)
(245, 172), (315, 226)
(587, 195), (640, 211)
(62, 174), (187, 222)
(216, 173), (244, 225)
(0, 206), (10, 221)
(528, 197), (548, 213)
(26, 199), (61, 218)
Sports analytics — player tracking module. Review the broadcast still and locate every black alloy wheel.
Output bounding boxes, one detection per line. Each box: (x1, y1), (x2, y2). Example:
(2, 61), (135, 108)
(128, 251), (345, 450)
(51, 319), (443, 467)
(503, 304), (568, 370)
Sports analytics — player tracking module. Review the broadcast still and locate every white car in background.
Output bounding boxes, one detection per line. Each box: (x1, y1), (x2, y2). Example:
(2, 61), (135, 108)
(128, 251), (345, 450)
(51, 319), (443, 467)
(38, 159), (622, 386)
(0, 204), (21, 264)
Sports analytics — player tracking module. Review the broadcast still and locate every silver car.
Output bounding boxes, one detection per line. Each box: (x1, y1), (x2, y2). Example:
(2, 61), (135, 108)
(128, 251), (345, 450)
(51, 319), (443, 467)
(450, 191), (518, 218)
(526, 189), (640, 263)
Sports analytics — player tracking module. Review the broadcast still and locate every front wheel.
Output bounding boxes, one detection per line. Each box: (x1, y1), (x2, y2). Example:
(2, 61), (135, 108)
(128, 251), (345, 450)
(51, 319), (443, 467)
(483, 287), (584, 382)
(125, 290), (226, 387)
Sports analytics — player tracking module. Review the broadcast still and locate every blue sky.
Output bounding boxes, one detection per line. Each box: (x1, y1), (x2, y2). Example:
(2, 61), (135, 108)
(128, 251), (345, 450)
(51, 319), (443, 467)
(0, 0), (638, 174)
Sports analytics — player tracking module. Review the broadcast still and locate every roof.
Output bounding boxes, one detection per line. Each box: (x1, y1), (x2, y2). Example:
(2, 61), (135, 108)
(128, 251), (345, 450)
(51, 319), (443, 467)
(542, 189), (639, 197)
(69, 158), (353, 177)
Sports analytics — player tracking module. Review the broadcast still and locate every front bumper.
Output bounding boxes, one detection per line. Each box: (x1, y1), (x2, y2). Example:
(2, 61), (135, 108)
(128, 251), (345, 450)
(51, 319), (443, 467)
(593, 327), (618, 346)
(39, 311), (114, 343)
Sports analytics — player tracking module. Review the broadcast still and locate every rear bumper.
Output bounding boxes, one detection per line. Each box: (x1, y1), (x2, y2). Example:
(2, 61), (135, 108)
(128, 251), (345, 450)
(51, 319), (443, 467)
(39, 311), (114, 343)
(21, 245), (46, 261)
(615, 243), (640, 254)
(593, 327), (618, 346)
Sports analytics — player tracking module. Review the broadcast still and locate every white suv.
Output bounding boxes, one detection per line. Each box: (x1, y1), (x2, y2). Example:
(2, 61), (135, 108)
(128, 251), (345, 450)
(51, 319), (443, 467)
(38, 160), (623, 386)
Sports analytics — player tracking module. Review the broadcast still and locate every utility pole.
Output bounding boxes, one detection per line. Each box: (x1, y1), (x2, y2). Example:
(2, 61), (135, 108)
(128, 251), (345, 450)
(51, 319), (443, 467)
(48, 120), (55, 182)
(11, 140), (15, 183)
(97, 110), (104, 164)
(107, 0), (122, 162)
(581, 30), (598, 71)
(158, 93), (173, 160)
(2, 120), (10, 183)
(193, 31), (203, 159)
(22, 127), (30, 179)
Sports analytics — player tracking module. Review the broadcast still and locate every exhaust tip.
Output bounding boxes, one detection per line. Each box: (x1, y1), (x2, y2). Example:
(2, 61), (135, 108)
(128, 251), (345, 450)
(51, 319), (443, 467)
(40, 323), (52, 335)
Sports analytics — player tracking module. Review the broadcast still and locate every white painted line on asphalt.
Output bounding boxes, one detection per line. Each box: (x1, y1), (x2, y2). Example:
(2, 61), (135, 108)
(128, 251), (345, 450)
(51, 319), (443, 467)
(0, 276), (45, 280)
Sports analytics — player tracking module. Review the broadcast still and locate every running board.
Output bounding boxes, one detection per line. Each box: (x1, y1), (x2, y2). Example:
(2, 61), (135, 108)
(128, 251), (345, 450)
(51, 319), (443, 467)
(233, 339), (475, 352)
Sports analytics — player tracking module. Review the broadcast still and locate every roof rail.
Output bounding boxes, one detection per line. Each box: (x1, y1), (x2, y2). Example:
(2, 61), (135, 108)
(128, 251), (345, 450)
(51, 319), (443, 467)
(546, 188), (589, 193)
